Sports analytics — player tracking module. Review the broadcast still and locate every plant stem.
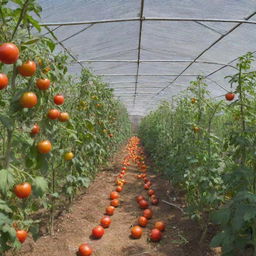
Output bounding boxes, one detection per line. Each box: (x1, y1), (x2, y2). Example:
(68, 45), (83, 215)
(238, 64), (246, 166)
(11, 64), (17, 90)
(50, 167), (55, 236)
(11, 0), (30, 41)
(4, 129), (13, 168)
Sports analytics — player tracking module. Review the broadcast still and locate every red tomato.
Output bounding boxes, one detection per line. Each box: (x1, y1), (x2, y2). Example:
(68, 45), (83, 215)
(138, 216), (148, 227)
(139, 200), (149, 209)
(150, 228), (162, 242)
(151, 198), (159, 205)
(36, 78), (50, 90)
(116, 186), (123, 192)
(54, 94), (64, 105)
(18, 61), (36, 77)
(14, 182), (32, 199)
(131, 225), (142, 239)
(16, 230), (28, 243)
(143, 178), (149, 183)
(110, 191), (119, 200)
(136, 195), (145, 203)
(110, 199), (119, 207)
(154, 221), (165, 231)
(47, 109), (60, 120)
(78, 243), (93, 256)
(148, 189), (155, 196)
(137, 174), (142, 179)
(144, 184), (150, 190)
(92, 225), (104, 239)
(0, 73), (8, 90)
(100, 216), (111, 228)
(31, 124), (40, 135)
(143, 208), (153, 219)
(225, 92), (235, 101)
(0, 43), (19, 64)
(105, 206), (115, 216)
(122, 167), (127, 171)
(37, 140), (52, 154)
(20, 92), (37, 108)
(58, 112), (69, 122)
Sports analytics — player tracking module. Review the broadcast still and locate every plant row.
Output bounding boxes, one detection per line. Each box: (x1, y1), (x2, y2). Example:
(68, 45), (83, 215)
(139, 53), (256, 255)
(0, 0), (131, 253)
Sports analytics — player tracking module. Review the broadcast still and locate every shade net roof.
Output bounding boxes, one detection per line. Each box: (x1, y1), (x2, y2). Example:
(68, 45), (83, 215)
(37, 0), (256, 116)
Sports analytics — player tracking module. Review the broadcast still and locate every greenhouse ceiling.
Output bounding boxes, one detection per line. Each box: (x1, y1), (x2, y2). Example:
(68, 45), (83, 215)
(37, 0), (256, 116)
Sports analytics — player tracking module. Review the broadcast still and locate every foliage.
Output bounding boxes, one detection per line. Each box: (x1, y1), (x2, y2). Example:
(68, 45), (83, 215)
(0, 0), (131, 253)
(139, 53), (256, 255)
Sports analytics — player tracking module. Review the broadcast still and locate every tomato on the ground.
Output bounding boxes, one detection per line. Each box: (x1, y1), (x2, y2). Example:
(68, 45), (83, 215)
(100, 216), (111, 228)
(154, 221), (165, 231)
(91, 225), (105, 239)
(78, 243), (92, 256)
(138, 216), (148, 227)
(131, 225), (142, 239)
(105, 206), (115, 215)
(150, 228), (162, 242)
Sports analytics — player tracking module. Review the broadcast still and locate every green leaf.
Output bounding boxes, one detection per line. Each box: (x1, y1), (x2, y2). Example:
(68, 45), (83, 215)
(85, 119), (94, 132)
(0, 113), (14, 130)
(66, 186), (73, 195)
(210, 231), (226, 247)
(0, 212), (11, 227)
(2, 224), (16, 242)
(30, 224), (40, 241)
(211, 207), (231, 226)
(0, 169), (15, 195)
(51, 192), (59, 199)
(44, 38), (56, 52)
(26, 15), (41, 31)
(22, 37), (40, 45)
(33, 177), (48, 197)
(0, 200), (12, 214)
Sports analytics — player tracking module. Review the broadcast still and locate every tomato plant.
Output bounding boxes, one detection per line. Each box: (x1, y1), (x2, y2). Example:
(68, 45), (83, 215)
(0, 0), (131, 253)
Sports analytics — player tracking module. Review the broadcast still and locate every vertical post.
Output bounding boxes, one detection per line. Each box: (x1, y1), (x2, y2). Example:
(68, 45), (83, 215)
(133, 0), (145, 107)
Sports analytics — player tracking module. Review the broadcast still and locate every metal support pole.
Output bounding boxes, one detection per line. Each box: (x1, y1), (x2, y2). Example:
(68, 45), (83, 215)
(97, 74), (198, 77)
(40, 17), (256, 27)
(78, 59), (236, 67)
(133, 0), (145, 106)
(152, 11), (256, 98)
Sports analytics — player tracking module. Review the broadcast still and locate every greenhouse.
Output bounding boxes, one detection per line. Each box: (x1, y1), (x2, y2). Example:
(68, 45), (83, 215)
(0, 0), (256, 255)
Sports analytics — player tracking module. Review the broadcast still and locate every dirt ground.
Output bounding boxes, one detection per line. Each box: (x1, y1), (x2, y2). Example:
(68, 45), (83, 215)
(14, 150), (220, 256)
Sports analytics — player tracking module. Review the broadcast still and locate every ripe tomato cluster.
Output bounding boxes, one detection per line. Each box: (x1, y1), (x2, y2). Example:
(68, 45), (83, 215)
(0, 42), (75, 245)
(128, 137), (165, 242)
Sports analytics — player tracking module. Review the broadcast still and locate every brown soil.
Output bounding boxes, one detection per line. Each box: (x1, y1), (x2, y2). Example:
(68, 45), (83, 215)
(14, 150), (220, 256)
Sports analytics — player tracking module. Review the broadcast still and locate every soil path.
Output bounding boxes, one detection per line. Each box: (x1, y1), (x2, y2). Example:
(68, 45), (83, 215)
(17, 149), (218, 256)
